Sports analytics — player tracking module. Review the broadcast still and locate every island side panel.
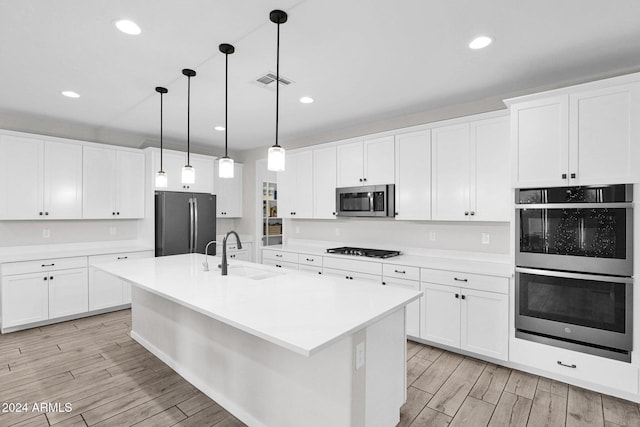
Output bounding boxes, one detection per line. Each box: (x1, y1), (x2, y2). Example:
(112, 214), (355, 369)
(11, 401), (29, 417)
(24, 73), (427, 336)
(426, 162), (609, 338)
(130, 286), (356, 427)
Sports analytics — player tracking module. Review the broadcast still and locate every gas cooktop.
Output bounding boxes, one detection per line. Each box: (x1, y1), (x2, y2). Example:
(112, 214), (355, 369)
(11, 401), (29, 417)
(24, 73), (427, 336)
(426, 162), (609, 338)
(326, 247), (401, 259)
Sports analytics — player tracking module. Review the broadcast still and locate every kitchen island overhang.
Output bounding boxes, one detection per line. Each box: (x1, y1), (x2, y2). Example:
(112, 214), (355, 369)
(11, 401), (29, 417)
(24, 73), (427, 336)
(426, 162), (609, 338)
(94, 254), (422, 427)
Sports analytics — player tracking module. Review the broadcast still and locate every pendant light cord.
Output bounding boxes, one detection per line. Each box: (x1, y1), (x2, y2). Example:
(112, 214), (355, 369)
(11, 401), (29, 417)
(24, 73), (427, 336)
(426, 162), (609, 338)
(225, 51), (229, 158)
(187, 75), (191, 165)
(160, 92), (164, 170)
(275, 20), (280, 148)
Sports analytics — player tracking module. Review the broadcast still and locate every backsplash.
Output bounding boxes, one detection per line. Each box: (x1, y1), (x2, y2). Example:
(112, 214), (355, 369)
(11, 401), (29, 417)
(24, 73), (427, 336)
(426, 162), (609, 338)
(0, 220), (139, 247)
(285, 219), (511, 254)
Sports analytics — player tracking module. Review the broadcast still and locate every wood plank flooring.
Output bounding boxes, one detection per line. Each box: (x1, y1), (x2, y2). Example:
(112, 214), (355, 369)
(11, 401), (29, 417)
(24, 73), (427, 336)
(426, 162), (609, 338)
(1, 310), (639, 426)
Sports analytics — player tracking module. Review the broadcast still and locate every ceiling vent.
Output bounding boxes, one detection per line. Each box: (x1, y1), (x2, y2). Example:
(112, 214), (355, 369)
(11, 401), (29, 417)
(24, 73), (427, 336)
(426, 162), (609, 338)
(255, 72), (293, 87)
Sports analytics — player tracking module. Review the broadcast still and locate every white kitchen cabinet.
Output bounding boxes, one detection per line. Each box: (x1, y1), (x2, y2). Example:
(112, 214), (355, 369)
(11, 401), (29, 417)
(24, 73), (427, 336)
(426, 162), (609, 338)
(383, 277), (421, 338)
(151, 149), (215, 193)
(323, 268), (381, 284)
(510, 81), (640, 187)
(460, 288), (508, 359)
(88, 251), (153, 310)
(313, 145), (337, 219)
(48, 267), (88, 319)
(431, 115), (509, 221)
(395, 130), (431, 220)
(278, 150), (313, 218)
(1, 272), (49, 329)
(336, 136), (395, 187)
(0, 135), (82, 220)
(263, 258), (298, 271)
(214, 162), (243, 217)
(83, 146), (145, 219)
(421, 282), (460, 347)
(216, 241), (252, 262)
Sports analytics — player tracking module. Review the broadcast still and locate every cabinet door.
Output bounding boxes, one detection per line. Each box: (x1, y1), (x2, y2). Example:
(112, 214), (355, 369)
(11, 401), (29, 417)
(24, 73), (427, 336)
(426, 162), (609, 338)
(48, 267), (88, 318)
(88, 268), (123, 310)
(384, 278), (420, 338)
(277, 152), (296, 219)
(336, 139), (364, 187)
(155, 150), (186, 192)
(460, 289), (508, 361)
(0, 135), (43, 219)
(1, 272), (49, 328)
(570, 83), (640, 185)
(512, 96), (569, 187)
(83, 146), (116, 219)
(471, 117), (510, 221)
(293, 151), (313, 218)
(313, 145), (337, 219)
(395, 130), (431, 220)
(215, 163), (243, 217)
(431, 124), (470, 221)
(115, 150), (145, 218)
(189, 155), (215, 194)
(43, 141), (83, 219)
(421, 282), (460, 347)
(364, 136), (395, 185)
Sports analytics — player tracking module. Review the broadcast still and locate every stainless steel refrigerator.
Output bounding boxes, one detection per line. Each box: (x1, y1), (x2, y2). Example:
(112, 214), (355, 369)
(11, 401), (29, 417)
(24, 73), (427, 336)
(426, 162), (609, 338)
(155, 191), (216, 256)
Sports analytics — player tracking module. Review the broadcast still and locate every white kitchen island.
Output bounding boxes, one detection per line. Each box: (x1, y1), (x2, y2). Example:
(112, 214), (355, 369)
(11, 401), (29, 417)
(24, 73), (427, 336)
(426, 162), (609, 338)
(95, 253), (421, 427)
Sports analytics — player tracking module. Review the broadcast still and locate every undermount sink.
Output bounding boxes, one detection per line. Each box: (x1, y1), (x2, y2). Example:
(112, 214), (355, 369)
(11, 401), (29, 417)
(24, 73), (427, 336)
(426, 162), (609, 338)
(226, 265), (284, 280)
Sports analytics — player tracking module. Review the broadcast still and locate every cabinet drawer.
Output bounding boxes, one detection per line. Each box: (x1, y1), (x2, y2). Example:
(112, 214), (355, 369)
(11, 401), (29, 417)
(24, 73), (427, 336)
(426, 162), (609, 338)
(263, 258), (298, 270)
(420, 268), (508, 294)
(263, 249), (298, 264)
(2, 256), (87, 276)
(323, 256), (382, 275)
(383, 264), (420, 281)
(510, 338), (638, 394)
(88, 251), (154, 265)
(298, 253), (322, 267)
(323, 267), (381, 284)
(298, 265), (323, 275)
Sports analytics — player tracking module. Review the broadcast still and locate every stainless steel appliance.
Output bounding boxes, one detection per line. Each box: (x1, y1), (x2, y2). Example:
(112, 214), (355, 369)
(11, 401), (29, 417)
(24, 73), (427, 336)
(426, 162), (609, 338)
(515, 184), (633, 362)
(326, 247), (400, 259)
(155, 191), (216, 256)
(336, 185), (395, 217)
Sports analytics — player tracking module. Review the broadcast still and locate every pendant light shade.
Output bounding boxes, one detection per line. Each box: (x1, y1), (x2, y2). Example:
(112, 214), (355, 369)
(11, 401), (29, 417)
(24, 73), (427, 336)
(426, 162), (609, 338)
(182, 68), (196, 184)
(267, 9), (288, 172)
(155, 86), (168, 188)
(218, 43), (235, 179)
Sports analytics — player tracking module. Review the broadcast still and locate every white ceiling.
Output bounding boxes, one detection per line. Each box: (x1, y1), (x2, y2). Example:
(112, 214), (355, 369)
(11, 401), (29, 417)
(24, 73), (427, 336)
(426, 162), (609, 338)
(2, 0), (640, 152)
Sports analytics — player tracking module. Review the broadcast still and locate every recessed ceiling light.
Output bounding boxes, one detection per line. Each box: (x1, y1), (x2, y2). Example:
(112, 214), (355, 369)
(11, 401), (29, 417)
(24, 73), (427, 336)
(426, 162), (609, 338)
(114, 19), (141, 35)
(469, 36), (492, 50)
(214, 126), (225, 131)
(299, 96), (314, 104)
(61, 91), (80, 98)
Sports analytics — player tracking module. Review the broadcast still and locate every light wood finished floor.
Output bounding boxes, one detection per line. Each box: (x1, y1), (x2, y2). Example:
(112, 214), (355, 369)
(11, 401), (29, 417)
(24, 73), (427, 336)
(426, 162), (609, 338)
(0, 310), (638, 427)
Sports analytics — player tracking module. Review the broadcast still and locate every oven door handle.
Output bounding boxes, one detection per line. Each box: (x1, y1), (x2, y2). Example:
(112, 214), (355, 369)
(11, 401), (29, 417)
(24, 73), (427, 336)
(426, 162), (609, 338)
(515, 267), (633, 284)
(515, 202), (633, 209)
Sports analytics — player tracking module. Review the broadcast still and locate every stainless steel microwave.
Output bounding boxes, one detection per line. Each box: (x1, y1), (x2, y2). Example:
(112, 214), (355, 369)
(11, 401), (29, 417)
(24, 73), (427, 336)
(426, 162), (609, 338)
(336, 185), (395, 217)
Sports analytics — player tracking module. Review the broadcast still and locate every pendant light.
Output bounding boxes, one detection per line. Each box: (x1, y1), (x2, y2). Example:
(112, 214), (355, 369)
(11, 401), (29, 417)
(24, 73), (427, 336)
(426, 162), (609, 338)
(218, 43), (235, 179)
(155, 86), (169, 188)
(182, 68), (197, 184)
(267, 9), (288, 172)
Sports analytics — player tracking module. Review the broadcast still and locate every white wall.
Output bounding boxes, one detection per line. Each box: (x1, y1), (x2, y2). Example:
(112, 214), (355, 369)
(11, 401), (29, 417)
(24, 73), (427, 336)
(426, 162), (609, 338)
(0, 220), (139, 247)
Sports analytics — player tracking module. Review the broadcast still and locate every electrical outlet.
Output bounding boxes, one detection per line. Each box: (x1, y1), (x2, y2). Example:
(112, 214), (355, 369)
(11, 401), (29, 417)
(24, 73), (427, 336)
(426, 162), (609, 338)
(355, 342), (365, 370)
(429, 231), (436, 241)
(42, 228), (50, 238)
(109, 226), (117, 236)
(482, 233), (490, 244)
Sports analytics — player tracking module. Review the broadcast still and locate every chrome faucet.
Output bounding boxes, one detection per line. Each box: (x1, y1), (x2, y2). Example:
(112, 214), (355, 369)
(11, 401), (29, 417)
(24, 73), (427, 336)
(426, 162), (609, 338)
(202, 240), (217, 271)
(220, 231), (242, 276)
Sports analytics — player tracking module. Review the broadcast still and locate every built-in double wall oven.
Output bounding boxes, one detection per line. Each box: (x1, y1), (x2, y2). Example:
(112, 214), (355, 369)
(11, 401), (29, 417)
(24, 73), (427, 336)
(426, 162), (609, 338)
(515, 184), (633, 362)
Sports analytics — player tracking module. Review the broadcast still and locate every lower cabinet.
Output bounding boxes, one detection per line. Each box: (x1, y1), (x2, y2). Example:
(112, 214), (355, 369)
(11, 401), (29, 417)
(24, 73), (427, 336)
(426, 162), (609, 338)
(1, 272), (50, 329)
(421, 269), (509, 361)
(48, 267), (89, 319)
(323, 267), (380, 284)
(383, 277), (420, 338)
(216, 242), (252, 262)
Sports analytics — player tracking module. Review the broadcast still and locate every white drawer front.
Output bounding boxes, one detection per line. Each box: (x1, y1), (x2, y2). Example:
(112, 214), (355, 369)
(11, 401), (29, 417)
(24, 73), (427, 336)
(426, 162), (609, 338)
(420, 268), (508, 294)
(323, 267), (381, 284)
(323, 256), (382, 275)
(2, 256), (87, 276)
(383, 264), (420, 281)
(88, 251), (154, 265)
(510, 338), (639, 394)
(298, 253), (322, 267)
(263, 258), (298, 271)
(262, 249), (298, 264)
(298, 265), (323, 275)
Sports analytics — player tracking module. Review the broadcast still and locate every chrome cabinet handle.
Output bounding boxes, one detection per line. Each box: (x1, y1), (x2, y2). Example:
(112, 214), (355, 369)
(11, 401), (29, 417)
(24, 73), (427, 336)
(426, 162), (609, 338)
(557, 361), (576, 369)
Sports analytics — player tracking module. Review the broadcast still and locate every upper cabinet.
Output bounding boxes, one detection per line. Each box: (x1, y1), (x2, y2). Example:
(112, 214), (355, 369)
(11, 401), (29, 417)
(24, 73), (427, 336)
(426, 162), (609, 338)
(395, 130), (431, 220)
(278, 150), (313, 219)
(151, 149), (215, 194)
(0, 135), (82, 219)
(510, 80), (640, 187)
(313, 145), (337, 219)
(336, 136), (395, 187)
(214, 162), (243, 218)
(83, 146), (145, 219)
(432, 115), (510, 221)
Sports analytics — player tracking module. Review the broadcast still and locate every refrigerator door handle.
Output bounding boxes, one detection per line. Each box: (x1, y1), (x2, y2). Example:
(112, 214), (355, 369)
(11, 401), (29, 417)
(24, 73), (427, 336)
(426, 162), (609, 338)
(188, 198), (194, 252)
(193, 197), (199, 252)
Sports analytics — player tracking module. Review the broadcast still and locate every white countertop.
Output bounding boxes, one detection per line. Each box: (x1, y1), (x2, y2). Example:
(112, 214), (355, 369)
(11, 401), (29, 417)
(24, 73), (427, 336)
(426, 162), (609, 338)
(94, 253), (421, 357)
(0, 240), (154, 263)
(263, 243), (514, 277)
